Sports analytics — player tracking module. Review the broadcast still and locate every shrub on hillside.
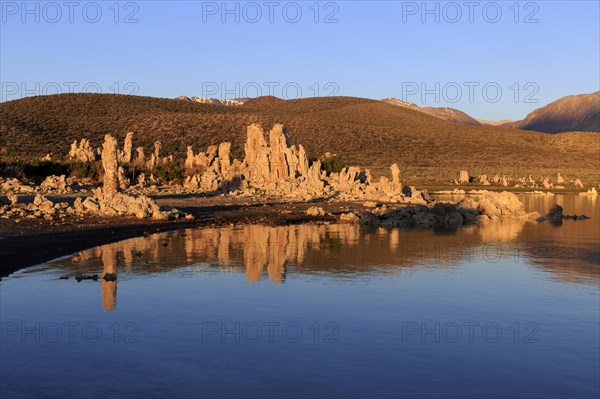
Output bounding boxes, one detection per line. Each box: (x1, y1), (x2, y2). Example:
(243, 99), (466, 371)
(0, 160), (70, 182)
(152, 161), (184, 184)
(69, 161), (101, 181)
(321, 154), (346, 174)
(120, 162), (142, 182)
(0, 161), (25, 179)
(22, 161), (70, 180)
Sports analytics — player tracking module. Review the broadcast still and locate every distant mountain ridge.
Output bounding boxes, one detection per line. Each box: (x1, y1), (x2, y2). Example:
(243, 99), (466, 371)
(500, 91), (600, 133)
(177, 96), (246, 106)
(17, 91), (598, 135)
(182, 95), (486, 126)
(381, 98), (482, 126)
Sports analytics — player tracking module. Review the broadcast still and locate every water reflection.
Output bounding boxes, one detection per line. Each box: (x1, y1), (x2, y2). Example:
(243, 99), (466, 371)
(4, 194), (597, 399)
(101, 247), (118, 311)
(48, 194), (599, 311)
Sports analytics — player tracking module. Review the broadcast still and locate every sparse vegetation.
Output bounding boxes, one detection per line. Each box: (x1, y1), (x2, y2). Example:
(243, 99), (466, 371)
(321, 154), (346, 174)
(69, 161), (101, 180)
(0, 160), (70, 181)
(151, 161), (184, 184)
(1, 93), (598, 185)
(0, 160), (100, 182)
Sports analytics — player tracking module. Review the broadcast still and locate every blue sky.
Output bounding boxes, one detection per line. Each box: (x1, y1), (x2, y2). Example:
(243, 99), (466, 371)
(1, 0), (599, 120)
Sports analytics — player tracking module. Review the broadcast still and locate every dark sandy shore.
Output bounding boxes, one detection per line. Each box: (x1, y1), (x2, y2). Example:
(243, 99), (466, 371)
(0, 196), (364, 277)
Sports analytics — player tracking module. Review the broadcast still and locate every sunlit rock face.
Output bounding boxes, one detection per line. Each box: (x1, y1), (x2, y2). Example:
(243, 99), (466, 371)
(75, 134), (185, 220)
(119, 132), (134, 164)
(458, 170), (470, 184)
(451, 169), (588, 190)
(69, 138), (98, 162)
(101, 134), (120, 198)
(39, 175), (68, 193)
(243, 124), (325, 198)
(181, 123), (416, 201)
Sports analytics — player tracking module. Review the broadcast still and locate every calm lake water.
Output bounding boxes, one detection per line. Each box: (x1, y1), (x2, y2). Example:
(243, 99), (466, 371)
(1, 194), (599, 398)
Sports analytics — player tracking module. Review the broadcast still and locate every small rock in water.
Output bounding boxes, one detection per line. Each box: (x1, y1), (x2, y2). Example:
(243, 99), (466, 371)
(360, 213), (381, 227)
(103, 273), (117, 282)
(75, 273), (99, 282)
(537, 204), (590, 223)
(575, 215), (591, 220)
(545, 204), (564, 223)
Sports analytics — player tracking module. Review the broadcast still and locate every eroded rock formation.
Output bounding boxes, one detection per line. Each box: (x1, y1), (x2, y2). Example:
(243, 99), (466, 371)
(458, 170), (470, 184)
(340, 190), (540, 229)
(579, 187), (598, 196)
(183, 124), (328, 199)
(69, 139), (98, 162)
(101, 135), (120, 198)
(0, 178), (34, 193)
(81, 135), (182, 219)
(4, 123), (597, 226)
(40, 175), (69, 193)
(119, 132), (134, 164)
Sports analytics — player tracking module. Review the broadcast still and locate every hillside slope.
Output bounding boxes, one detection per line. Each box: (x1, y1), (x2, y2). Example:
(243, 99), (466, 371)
(1, 94), (598, 179)
(501, 91), (600, 133)
(382, 98), (482, 126)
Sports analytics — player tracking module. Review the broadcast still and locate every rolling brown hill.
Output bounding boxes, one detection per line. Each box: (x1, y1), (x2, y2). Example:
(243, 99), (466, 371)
(1, 93), (598, 182)
(501, 91), (600, 133)
(382, 98), (482, 126)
